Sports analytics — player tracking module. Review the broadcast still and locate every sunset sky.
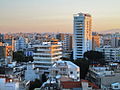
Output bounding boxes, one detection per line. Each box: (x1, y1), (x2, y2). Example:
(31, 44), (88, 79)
(0, 0), (120, 33)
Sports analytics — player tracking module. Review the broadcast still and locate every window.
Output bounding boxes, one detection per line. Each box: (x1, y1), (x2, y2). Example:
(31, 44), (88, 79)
(114, 86), (118, 88)
(70, 71), (73, 74)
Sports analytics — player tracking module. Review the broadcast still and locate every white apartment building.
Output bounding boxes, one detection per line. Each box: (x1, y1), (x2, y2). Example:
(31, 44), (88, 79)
(49, 60), (80, 81)
(100, 32), (120, 48)
(111, 32), (120, 48)
(33, 40), (62, 73)
(25, 62), (39, 81)
(96, 45), (120, 62)
(73, 13), (92, 60)
(89, 64), (120, 89)
(14, 37), (26, 51)
(0, 78), (19, 90)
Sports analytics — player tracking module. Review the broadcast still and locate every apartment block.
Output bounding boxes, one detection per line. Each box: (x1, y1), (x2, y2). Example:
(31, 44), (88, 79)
(33, 40), (62, 73)
(96, 45), (120, 62)
(73, 13), (92, 60)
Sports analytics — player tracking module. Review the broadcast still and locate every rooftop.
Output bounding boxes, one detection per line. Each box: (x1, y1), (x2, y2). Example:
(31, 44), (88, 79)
(54, 60), (79, 69)
(61, 80), (99, 89)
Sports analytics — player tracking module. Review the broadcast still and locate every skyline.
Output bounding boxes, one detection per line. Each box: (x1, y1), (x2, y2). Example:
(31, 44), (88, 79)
(0, 0), (120, 33)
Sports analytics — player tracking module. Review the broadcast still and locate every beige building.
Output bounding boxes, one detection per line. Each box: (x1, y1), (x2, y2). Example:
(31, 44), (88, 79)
(33, 40), (62, 73)
(56, 33), (73, 52)
(92, 33), (100, 50)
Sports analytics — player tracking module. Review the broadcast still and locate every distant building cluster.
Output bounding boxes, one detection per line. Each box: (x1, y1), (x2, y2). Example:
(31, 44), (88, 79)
(0, 12), (120, 90)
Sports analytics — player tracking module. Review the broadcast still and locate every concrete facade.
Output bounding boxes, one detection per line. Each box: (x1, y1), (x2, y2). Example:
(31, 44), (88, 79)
(73, 13), (92, 60)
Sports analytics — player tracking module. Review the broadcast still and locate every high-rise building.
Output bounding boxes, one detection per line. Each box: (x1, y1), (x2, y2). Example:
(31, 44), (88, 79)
(73, 13), (92, 60)
(56, 33), (73, 52)
(92, 32), (100, 50)
(33, 39), (62, 73)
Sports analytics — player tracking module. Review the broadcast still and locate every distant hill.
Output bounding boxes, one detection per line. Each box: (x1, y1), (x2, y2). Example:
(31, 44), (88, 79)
(99, 29), (120, 34)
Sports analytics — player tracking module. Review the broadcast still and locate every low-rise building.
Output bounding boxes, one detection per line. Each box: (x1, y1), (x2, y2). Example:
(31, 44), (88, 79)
(49, 60), (80, 81)
(25, 62), (39, 81)
(111, 82), (120, 90)
(96, 45), (120, 62)
(39, 61), (82, 90)
(0, 77), (19, 90)
(88, 64), (120, 89)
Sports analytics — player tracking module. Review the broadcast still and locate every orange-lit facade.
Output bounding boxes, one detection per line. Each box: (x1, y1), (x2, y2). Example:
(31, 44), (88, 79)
(73, 13), (92, 59)
(33, 40), (62, 73)
(92, 34), (100, 50)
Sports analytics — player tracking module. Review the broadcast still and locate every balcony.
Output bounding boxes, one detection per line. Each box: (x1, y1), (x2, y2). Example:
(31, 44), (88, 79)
(34, 65), (50, 68)
(33, 53), (51, 55)
(34, 61), (52, 63)
(33, 57), (52, 60)
(37, 49), (51, 51)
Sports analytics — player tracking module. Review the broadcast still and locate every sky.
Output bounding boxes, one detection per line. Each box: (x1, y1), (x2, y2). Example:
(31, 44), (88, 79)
(0, 0), (120, 33)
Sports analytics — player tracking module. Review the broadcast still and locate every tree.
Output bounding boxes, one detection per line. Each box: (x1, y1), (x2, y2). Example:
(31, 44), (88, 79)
(24, 56), (34, 62)
(42, 73), (47, 83)
(73, 58), (89, 79)
(29, 79), (42, 90)
(84, 50), (105, 65)
(13, 51), (24, 62)
(13, 51), (34, 62)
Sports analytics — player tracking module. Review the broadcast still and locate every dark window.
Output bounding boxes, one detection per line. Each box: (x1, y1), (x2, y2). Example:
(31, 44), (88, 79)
(70, 71), (73, 74)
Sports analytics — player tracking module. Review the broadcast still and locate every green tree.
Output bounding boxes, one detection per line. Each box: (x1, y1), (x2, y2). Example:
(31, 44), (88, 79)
(29, 79), (42, 90)
(73, 58), (89, 79)
(84, 50), (105, 65)
(13, 51), (34, 62)
(24, 56), (34, 62)
(42, 73), (47, 83)
(13, 51), (24, 62)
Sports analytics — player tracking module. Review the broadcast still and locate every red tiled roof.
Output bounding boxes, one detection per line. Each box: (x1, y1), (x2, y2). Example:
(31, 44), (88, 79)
(61, 81), (81, 88)
(61, 80), (99, 89)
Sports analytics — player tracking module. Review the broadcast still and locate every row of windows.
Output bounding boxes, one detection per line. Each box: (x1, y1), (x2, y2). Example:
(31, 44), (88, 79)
(76, 55), (82, 56)
(76, 39), (83, 41)
(77, 44), (82, 46)
(35, 50), (62, 53)
(75, 23), (83, 25)
(76, 52), (82, 54)
(76, 37), (83, 38)
(74, 20), (84, 22)
(75, 34), (83, 36)
(35, 51), (51, 53)
(75, 28), (83, 30)
(76, 31), (83, 33)
(76, 42), (83, 43)
(34, 54), (61, 57)
(36, 47), (61, 49)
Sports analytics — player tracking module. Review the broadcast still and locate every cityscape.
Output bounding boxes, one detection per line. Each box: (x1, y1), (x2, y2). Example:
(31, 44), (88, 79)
(0, 0), (120, 90)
